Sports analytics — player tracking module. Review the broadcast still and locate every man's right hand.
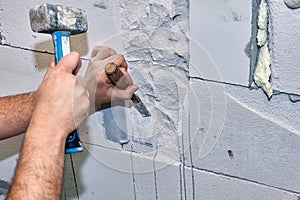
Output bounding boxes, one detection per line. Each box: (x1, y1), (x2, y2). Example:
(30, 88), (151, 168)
(32, 52), (90, 138)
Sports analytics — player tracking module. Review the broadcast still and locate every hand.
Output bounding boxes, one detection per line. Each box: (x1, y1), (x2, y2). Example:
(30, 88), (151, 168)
(31, 52), (90, 137)
(85, 46), (138, 109)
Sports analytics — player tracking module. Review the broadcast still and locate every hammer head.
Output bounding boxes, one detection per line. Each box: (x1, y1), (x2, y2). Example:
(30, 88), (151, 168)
(29, 3), (88, 34)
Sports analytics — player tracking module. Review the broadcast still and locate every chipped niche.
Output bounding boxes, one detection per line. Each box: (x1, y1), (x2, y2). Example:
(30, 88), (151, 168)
(251, 0), (273, 99)
(82, 0), (190, 172)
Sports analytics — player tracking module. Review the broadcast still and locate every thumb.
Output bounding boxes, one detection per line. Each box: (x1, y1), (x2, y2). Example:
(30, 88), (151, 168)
(56, 52), (82, 74)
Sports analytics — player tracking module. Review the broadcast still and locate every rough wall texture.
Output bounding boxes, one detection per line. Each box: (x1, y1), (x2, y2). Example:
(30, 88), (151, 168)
(0, 0), (300, 200)
(117, 0), (189, 160)
(190, 0), (252, 86)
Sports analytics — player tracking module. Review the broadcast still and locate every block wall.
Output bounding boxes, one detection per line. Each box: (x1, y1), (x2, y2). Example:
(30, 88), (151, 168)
(0, 0), (299, 199)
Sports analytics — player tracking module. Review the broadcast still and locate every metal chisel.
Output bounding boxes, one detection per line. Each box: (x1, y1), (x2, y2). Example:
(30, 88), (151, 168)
(105, 62), (151, 117)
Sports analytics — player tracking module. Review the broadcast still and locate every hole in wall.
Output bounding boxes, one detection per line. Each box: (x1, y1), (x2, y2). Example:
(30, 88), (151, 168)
(227, 149), (234, 159)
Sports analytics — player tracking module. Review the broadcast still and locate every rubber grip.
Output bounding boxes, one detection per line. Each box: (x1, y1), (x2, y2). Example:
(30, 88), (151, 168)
(52, 31), (84, 154)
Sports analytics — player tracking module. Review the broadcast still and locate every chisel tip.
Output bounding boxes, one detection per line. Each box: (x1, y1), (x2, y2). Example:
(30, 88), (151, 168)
(131, 95), (151, 117)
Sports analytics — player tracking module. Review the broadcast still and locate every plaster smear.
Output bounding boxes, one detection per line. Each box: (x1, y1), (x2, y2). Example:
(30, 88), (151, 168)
(254, 0), (273, 99)
(256, 29), (267, 46)
(0, 179), (9, 197)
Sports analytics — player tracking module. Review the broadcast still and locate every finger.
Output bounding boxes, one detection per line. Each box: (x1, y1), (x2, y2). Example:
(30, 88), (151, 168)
(104, 73), (113, 85)
(56, 52), (82, 74)
(44, 56), (56, 79)
(91, 46), (117, 60)
(111, 84), (138, 100)
(73, 58), (82, 75)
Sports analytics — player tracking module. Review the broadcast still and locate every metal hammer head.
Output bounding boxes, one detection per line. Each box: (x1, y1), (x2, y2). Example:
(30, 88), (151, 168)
(29, 3), (88, 34)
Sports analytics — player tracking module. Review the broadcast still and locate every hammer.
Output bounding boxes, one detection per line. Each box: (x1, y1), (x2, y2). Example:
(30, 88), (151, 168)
(29, 4), (88, 154)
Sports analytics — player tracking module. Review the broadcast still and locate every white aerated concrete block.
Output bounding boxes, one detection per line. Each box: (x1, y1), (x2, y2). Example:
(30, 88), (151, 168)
(185, 167), (299, 200)
(190, 0), (252, 86)
(1, 0), (300, 199)
(268, 1), (300, 95)
(188, 79), (300, 193)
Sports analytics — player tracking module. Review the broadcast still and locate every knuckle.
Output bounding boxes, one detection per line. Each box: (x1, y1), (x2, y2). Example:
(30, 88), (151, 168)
(116, 54), (125, 62)
(82, 97), (90, 114)
(101, 46), (115, 53)
(80, 87), (86, 97)
(92, 46), (110, 56)
(120, 92), (132, 100)
(91, 46), (101, 55)
(108, 47), (117, 55)
(125, 94), (132, 100)
(119, 54), (125, 60)
(102, 46), (110, 51)
(92, 45), (100, 51)
(85, 98), (90, 110)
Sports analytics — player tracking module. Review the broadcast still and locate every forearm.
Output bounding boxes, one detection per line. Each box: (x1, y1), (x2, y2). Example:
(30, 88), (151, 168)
(7, 117), (66, 200)
(0, 92), (35, 140)
(6, 52), (89, 199)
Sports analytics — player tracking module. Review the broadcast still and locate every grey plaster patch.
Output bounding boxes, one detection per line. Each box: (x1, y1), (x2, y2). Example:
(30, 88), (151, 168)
(103, 106), (129, 144)
(0, 179), (10, 196)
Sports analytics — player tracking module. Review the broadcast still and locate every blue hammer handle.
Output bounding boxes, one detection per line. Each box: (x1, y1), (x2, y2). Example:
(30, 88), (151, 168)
(52, 31), (84, 154)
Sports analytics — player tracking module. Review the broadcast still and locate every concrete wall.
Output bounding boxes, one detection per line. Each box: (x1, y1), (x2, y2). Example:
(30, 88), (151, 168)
(0, 0), (299, 199)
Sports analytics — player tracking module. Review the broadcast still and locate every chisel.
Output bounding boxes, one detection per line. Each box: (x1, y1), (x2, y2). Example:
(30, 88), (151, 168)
(105, 62), (151, 117)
